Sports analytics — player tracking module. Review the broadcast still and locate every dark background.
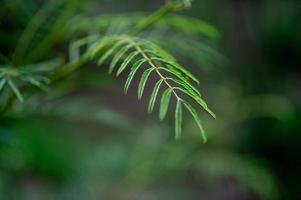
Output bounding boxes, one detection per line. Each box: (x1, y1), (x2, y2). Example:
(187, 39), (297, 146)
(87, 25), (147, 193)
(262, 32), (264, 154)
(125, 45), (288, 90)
(0, 0), (301, 199)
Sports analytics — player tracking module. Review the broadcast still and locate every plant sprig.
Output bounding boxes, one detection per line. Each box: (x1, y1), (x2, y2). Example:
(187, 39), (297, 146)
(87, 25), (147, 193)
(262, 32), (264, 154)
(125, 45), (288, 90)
(0, 0), (216, 142)
(84, 35), (215, 142)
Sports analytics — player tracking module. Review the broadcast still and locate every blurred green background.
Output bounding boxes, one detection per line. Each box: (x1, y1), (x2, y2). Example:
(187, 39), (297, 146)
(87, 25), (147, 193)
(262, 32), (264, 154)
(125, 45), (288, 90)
(0, 0), (301, 199)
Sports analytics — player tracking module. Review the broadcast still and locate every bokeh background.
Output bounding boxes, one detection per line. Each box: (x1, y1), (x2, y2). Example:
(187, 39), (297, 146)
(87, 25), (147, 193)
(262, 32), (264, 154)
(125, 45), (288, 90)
(1, 0), (301, 199)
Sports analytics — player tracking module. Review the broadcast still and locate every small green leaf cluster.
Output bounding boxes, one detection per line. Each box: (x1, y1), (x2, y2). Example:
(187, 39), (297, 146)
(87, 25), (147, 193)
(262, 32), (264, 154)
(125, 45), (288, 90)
(0, 59), (59, 102)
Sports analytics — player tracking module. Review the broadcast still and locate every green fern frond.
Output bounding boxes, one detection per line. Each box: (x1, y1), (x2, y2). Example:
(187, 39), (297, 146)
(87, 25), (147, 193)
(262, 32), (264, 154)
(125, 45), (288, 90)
(0, 0), (216, 142)
(83, 35), (215, 142)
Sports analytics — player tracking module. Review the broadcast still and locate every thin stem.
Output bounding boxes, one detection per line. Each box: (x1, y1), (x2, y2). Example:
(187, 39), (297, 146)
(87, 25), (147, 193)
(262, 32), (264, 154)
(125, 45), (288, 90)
(51, 53), (91, 82)
(129, 3), (175, 35)
(128, 0), (189, 35)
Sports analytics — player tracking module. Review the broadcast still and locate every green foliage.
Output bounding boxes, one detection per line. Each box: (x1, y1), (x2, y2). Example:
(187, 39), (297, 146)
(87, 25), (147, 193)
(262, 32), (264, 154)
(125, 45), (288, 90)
(80, 35), (215, 141)
(0, 59), (59, 102)
(0, 0), (216, 141)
